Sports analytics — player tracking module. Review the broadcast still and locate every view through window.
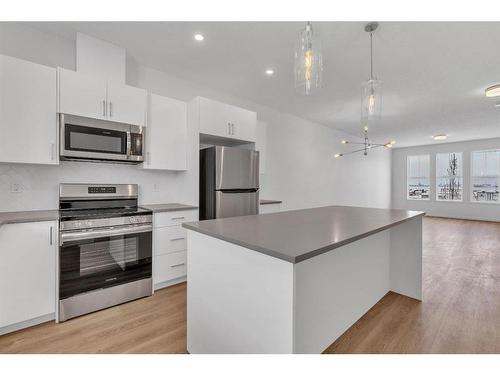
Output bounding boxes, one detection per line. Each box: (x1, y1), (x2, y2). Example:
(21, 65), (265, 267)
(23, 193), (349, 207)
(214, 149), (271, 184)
(471, 150), (500, 203)
(436, 152), (463, 201)
(407, 154), (430, 200)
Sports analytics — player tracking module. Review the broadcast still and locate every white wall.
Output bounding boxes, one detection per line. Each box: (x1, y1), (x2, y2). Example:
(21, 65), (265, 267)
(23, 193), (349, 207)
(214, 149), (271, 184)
(126, 61), (392, 211)
(392, 138), (500, 222)
(0, 23), (392, 212)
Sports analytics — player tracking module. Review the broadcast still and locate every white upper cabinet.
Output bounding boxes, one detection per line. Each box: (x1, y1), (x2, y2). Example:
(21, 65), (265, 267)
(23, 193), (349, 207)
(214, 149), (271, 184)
(58, 68), (146, 126)
(0, 55), (58, 165)
(107, 82), (147, 126)
(226, 103), (257, 142)
(0, 221), (57, 331)
(58, 67), (107, 120)
(199, 97), (231, 138)
(197, 97), (256, 142)
(143, 94), (187, 171)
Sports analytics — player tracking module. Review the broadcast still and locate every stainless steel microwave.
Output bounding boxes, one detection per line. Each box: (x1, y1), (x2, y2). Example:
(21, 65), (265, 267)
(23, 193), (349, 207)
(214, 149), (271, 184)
(59, 114), (144, 164)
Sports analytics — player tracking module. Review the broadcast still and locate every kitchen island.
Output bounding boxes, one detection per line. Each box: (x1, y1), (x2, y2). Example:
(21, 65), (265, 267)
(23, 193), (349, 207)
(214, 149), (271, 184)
(183, 206), (424, 354)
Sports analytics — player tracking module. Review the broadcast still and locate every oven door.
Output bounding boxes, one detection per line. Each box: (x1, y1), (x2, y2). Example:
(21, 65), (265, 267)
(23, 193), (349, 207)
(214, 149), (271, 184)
(60, 120), (129, 162)
(59, 224), (152, 300)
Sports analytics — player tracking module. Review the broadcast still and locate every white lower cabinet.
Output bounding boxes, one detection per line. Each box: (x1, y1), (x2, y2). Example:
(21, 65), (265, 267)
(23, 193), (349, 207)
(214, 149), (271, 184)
(0, 221), (57, 334)
(154, 251), (187, 285)
(154, 226), (188, 256)
(154, 209), (198, 228)
(153, 209), (198, 290)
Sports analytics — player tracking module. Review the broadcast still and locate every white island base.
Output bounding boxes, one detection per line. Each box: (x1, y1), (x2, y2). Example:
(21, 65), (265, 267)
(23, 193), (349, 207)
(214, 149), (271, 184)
(186, 216), (422, 354)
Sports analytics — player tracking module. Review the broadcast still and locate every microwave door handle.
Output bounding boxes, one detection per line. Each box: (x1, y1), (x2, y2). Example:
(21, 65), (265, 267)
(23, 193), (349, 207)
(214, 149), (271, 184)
(61, 224), (152, 244)
(126, 131), (131, 159)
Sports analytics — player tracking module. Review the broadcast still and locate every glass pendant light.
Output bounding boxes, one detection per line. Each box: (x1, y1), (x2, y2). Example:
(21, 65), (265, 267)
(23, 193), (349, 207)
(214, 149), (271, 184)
(294, 22), (323, 95)
(361, 22), (382, 123)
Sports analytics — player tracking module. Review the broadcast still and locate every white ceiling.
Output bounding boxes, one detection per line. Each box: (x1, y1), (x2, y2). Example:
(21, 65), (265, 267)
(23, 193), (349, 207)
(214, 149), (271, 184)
(27, 21), (500, 147)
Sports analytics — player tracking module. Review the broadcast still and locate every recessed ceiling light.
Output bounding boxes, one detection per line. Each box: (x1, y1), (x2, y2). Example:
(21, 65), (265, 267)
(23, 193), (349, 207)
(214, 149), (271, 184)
(433, 134), (448, 141)
(485, 84), (500, 97)
(334, 153), (343, 158)
(495, 102), (500, 107)
(194, 34), (204, 41)
(265, 69), (274, 76)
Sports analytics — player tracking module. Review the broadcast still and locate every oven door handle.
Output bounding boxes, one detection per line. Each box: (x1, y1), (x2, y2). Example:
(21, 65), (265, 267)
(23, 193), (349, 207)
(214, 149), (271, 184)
(61, 224), (152, 244)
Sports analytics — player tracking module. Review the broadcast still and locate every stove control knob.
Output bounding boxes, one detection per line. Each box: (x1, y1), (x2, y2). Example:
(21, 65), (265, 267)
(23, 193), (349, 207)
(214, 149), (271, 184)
(86, 220), (93, 227)
(129, 216), (137, 224)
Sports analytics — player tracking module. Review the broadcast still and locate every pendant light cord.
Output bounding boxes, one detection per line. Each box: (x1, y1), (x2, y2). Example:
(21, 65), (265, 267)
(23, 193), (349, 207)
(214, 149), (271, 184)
(370, 31), (373, 80)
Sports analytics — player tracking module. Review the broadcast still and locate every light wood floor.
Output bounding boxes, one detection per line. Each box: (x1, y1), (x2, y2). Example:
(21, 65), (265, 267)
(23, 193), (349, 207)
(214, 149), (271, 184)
(1, 217), (500, 354)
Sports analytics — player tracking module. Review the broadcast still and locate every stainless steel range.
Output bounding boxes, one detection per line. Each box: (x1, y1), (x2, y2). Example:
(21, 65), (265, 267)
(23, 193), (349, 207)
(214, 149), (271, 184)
(58, 183), (153, 322)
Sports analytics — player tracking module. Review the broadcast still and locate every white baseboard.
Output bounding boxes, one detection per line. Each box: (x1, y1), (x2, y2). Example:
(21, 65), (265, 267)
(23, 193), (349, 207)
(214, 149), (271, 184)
(154, 276), (187, 291)
(0, 313), (54, 336)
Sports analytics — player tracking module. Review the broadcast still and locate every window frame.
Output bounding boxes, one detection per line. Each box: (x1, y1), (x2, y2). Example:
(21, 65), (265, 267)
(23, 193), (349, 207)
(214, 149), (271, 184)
(406, 154), (431, 201)
(470, 149), (500, 205)
(435, 152), (463, 203)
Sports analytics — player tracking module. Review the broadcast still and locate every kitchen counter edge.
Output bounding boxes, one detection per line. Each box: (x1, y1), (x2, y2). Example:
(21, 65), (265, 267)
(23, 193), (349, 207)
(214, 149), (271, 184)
(139, 203), (198, 213)
(0, 210), (60, 227)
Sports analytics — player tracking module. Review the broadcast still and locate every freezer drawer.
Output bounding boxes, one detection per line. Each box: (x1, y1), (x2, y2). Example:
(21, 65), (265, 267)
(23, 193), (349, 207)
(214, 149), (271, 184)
(215, 191), (259, 219)
(215, 146), (259, 190)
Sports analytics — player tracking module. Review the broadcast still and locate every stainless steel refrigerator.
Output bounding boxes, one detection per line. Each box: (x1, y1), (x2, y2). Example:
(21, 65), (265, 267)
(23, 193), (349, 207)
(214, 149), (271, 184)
(199, 146), (259, 220)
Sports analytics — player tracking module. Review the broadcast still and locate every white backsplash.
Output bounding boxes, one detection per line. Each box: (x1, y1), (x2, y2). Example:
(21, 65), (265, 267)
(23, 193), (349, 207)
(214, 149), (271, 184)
(0, 161), (198, 212)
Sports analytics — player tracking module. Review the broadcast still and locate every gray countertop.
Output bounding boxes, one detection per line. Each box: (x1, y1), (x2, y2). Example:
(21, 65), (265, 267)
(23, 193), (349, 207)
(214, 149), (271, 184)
(0, 210), (59, 226)
(0, 203), (198, 226)
(139, 203), (198, 213)
(260, 199), (282, 205)
(183, 206), (425, 263)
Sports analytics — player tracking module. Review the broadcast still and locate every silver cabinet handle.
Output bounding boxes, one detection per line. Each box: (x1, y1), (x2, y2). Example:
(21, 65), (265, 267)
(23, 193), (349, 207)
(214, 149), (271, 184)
(147, 152), (151, 165)
(50, 143), (55, 160)
(102, 100), (106, 117)
(49, 226), (53, 245)
(170, 237), (186, 241)
(170, 262), (185, 268)
(231, 123), (235, 135)
(227, 122), (231, 135)
(171, 216), (185, 220)
(109, 101), (113, 117)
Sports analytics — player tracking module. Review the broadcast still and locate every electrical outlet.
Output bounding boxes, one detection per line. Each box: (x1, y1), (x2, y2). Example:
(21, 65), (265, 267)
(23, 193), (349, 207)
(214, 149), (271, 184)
(11, 183), (23, 193)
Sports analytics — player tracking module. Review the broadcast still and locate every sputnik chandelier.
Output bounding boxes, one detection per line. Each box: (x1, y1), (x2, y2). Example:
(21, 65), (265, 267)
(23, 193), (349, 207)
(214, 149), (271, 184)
(334, 125), (395, 158)
(335, 22), (395, 159)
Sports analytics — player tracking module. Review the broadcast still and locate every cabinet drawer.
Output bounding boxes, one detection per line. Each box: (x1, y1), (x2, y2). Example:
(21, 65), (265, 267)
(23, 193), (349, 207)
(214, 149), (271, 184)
(154, 226), (187, 256)
(154, 209), (198, 228)
(154, 251), (187, 284)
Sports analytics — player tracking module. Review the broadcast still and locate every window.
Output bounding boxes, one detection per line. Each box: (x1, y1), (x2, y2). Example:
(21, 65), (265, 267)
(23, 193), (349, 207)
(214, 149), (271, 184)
(471, 150), (500, 203)
(407, 155), (430, 200)
(436, 152), (463, 201)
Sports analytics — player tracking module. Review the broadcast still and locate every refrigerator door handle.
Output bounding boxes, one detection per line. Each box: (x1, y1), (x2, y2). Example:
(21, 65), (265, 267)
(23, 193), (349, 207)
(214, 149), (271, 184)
(217, 188), (259, 193)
